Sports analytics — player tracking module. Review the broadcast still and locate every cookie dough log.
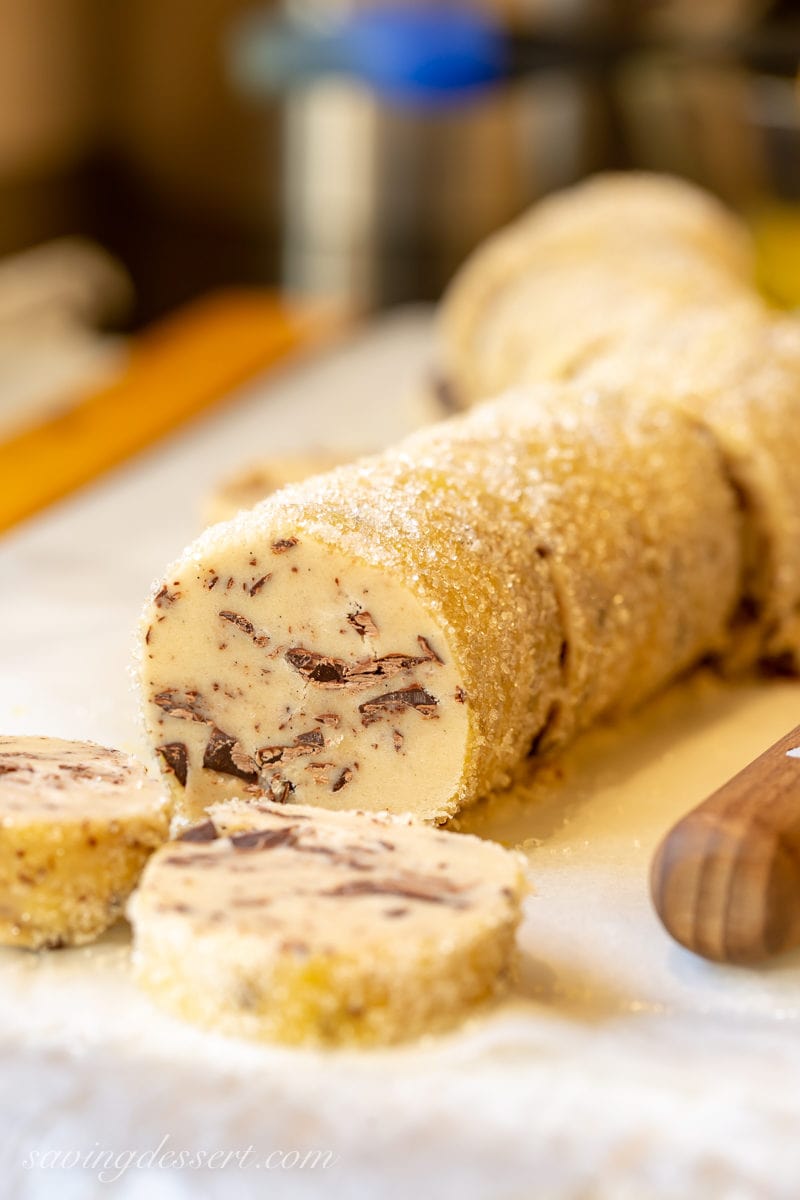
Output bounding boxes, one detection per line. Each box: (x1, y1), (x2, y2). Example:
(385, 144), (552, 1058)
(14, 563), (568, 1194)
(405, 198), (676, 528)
(204, 450), (353, 526)
(578, 313), (800, 671)
(0, 737), (170, 949)
(436, 172), (759, 409)
(138, 383), (741, 825)
(410, 387), (742, 743)
(129, 800), (527, 1046)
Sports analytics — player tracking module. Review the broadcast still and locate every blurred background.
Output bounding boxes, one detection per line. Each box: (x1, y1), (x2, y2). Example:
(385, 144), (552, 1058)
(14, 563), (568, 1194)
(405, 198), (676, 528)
(1, 0), (799, 327)
(1, 0), (800, 527)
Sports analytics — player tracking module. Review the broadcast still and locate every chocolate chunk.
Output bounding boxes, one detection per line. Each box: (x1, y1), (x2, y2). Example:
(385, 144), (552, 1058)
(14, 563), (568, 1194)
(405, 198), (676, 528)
(153, 689), (209, 723)
(154, 584), (180, 608)
(347, 611), (379, 639)
(178, 819), (218, 843)
(332, 766), (353, 793)
(349, 653), (437, 683)
(219, 609), (270, 648)
(271, 537), (299, 554)
(417, 635), (443, 663)
(156, 742), (188, 788)
(359, 685), (438, 724)
(256, 729), (324, 766)
(203, 727), (258, 782)
(314, 713), (340, 728)
(323, 876), (467, 907)
(219, 610), (255, 636)
(454, 687), (466, 704)
(163, 853), (218, 867)
(229, 827), (297, 851)
(285, 646), (440, 690)
(285, 649), (347, 686)
(392, 729), (404, 753)
(248, 574), (270, 596)
(268, 778), (294, 804)
(257, 746), (284, 766)
(295, 729), (325, 748)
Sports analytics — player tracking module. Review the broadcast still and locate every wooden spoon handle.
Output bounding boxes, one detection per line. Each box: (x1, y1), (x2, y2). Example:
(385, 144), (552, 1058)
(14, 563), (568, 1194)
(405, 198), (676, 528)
(651, 722), (800, 963)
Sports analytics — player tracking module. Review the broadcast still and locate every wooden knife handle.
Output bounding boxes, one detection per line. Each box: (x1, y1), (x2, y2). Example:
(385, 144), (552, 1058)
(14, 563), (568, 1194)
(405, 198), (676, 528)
(650, 722), (800, 964)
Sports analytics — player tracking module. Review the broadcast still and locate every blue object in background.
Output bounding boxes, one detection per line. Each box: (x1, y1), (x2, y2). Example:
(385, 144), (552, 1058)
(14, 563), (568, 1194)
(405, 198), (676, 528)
(346, 5), (506, 103)
(232, 4), (507, 108)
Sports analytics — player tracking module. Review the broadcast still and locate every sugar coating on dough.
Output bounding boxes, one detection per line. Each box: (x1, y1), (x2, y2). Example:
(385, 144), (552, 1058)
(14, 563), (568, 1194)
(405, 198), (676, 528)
(129, 800), (528, 1046)
(139, 383), (740, 826)
(0, 737), (170, 949)
(574, 311), (800, 671)
(434, 172), (800, 670)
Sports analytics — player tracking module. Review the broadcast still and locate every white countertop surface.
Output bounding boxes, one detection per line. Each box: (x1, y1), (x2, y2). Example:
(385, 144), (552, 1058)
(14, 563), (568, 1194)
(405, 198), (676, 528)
(2, 309), (800, 1200)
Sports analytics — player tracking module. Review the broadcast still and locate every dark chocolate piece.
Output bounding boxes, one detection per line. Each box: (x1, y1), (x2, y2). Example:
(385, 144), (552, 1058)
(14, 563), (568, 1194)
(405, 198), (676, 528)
(178, 819), (218, 843)
(323, 876), (467, 907)
(156, 742), (189, 788)
(331, 766), (353, 793)
(154, 584), (180, 608)
(153, 689), (209, 723)
(248, 575), (270, 596)
(229, 827), (297, 851)
(359, 684), (438, 724)
(285, 646), (441, 689)
(347, 611), (379, 639)
(203, 727), (259, 782)
(218, 610), (271, 648)
(314, 713), (340, 728)
(417, 635), (443, 663)
(219, 611), (255, 636)
(256, 729), (324, 766)
(271, 537), (299, 554)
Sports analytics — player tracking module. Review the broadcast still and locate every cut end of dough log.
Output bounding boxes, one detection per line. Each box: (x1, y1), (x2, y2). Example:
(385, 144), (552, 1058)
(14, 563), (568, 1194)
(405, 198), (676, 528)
(140, 529), (470, 827)
(129, 800), (527, 1046)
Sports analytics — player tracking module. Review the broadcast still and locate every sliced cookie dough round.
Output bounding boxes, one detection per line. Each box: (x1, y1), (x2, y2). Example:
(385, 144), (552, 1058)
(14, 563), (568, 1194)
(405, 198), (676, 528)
(0, 736), (170, 949)
(204, 451), (354, 526)
(129, 800), (528, 1046)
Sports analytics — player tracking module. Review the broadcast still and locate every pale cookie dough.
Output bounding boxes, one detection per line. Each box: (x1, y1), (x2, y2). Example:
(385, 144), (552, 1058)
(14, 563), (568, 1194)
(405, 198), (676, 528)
(139, 384), (740, 826)
(575, 312), (800, 672)
(0, 737), (170, 949)
(204, 451), (353, 526)
(129, 800), (527, 1046)
(432, 174), (800, 670)
(438, 172), (758, 408)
